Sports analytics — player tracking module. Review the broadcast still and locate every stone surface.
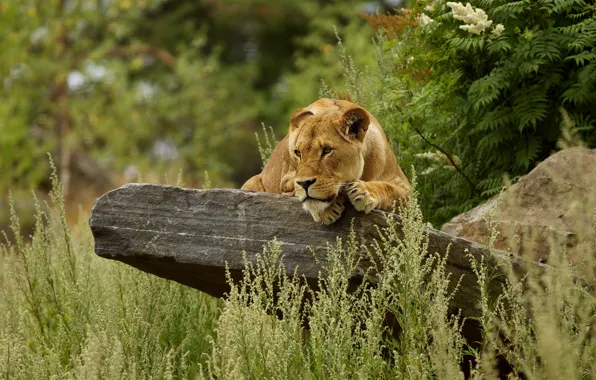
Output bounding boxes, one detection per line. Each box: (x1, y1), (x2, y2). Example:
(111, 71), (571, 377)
(442, 147), (596, 262)
(89, 184), (537, 319)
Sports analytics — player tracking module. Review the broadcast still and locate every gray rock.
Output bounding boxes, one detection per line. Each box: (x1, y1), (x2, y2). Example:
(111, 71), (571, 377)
(89, 184), (537, 319)
(442, 147), (596, 262)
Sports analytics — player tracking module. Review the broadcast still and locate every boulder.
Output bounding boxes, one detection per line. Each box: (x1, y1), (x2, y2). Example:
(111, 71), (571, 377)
(442, 147), (596, 262)
(89, 184), (540, 320)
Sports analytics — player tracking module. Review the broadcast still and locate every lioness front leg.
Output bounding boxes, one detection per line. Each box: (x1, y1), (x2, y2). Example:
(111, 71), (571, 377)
(280, 171), (296, 196)
(346, 180), (409, 213)
(308, 196), (346, 225)
(241, 174), (266, 192)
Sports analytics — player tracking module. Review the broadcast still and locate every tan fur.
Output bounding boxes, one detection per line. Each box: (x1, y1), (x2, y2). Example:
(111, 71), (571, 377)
(241, 98), (410, 224)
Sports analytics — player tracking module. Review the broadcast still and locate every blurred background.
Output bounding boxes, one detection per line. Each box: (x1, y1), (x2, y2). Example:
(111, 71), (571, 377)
(2, 0), (595, 231)
(1, 0), (397, 228)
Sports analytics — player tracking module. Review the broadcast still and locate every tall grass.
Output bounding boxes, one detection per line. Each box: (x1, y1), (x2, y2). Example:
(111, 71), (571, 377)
(2, 160), (594, 379)
(255, 123), (278, 169)
(0, 164), (220, 379)
(204, 179), (468, 379)
(205, 174), (596, 379)
(468, 197), (596, 379)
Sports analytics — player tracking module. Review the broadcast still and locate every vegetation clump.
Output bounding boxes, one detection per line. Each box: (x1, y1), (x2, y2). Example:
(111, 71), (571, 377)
(1, 170), (594, 379)
(2, 0), (595, 378)
(205, 178), (596, 379)
(354, 0), (596, 225)
(206, 179), (467, 378)
(0, 166), (220, 379)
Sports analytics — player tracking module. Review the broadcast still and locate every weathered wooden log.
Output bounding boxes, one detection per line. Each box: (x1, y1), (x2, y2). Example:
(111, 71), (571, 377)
(89, 184), (534, 319)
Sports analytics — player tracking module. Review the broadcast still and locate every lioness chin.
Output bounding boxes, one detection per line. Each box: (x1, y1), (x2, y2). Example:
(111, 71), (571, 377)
(241, 98), (410, 224)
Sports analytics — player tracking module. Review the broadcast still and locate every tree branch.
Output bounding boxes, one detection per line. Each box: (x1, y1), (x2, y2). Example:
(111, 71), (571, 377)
(412, 125), (480, 196)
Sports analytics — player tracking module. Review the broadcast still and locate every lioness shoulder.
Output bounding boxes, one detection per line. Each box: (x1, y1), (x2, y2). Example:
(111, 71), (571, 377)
(242, 98), (410, 224)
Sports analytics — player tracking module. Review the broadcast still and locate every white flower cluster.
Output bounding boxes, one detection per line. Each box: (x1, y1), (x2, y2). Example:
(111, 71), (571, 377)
(415, 152), (445, 161)
(415, 151), (462, 167)
(424, 0), (439, 12)
(418, 13), (434, 26)
(491, 23), (505, 38)
(446, 2), (494, 35)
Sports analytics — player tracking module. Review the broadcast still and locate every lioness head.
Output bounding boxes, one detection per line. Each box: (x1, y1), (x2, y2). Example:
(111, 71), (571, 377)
(288, 99), (370, 213)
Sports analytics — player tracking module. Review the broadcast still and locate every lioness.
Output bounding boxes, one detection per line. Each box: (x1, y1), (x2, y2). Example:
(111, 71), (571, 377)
(242, 98), (410, 224)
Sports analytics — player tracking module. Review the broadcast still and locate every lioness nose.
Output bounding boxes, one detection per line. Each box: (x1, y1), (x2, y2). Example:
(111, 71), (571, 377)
(297, 178), (316, 190)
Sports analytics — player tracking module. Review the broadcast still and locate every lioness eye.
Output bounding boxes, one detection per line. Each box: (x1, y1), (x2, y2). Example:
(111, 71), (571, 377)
(294, 149), (301, 157)
(322, 146), (333, 155)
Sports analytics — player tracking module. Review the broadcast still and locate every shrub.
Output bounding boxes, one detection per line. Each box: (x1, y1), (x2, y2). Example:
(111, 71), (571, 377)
(0, 0), (262, 196)
(206, 175), (596, 379)
(255, 123), (278, 169)
(1, 166), (594, 379)
(0, 165), (220, 379)
(353, 0), (596, 226)
(205, 177), (468, 379)
(468, 196), (596, 379)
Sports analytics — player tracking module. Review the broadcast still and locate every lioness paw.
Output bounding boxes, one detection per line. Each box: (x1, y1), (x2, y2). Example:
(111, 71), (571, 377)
(280, 171), (296, 195)
(319, 199), (345, 225)
(307, 198), (345, 225)
(346, 181), (377, 213)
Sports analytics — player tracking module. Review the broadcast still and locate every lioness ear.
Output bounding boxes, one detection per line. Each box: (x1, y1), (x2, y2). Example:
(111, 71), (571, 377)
(341, 108), (369, 141)
(290, 108), (314, 131)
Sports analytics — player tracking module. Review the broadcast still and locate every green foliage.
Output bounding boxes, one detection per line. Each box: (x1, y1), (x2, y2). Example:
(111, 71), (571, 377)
(274, 1), (377, 114)
(205, 178), (468, 379)
(5, 1), (596, 378)
(205, 177), (596, 379)
(1, 0), (380, 213)
(469, 195), (596, 379)
(255, 123), (278, 169)
(0, 0), (267, 194)
(350, 0), (596, 226)
(0, 170), (220, 378)
(1, 170), (594, 379)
